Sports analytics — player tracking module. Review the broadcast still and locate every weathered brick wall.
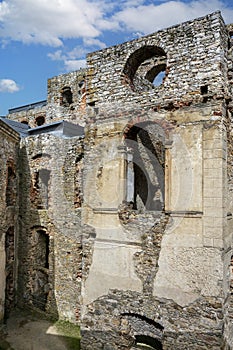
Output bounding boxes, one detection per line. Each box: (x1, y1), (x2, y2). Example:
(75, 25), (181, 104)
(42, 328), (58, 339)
(80, 11), (233, 350)
(46, 69), (88, 126)
(17, 133), (84, 322)
(80, 101), (230, 349)
(7, 104), (47, 128)
(86, 11), (229, 112)
(224, 26), (233, 348)
(7, 69), (88, 128)
(1, 9), (233, 350)
(0, 121), (20, 321)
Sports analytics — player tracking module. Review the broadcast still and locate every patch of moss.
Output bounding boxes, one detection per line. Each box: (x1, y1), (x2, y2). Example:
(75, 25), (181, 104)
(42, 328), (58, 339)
(54, 320), (81, 350)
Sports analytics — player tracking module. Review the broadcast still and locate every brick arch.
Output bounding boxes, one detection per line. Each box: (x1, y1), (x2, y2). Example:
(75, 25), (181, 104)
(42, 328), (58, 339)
(121, 313), (164, 349)
(122, 118), (174, 142)
(134, 335), (163, 349)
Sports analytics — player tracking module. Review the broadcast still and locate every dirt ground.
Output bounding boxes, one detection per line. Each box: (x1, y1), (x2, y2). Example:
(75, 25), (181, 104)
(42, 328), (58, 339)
(0, 310), (80, 350)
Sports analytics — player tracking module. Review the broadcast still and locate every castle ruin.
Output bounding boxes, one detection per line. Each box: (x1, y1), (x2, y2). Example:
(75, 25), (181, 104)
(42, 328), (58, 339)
(0, 11), (233, 349)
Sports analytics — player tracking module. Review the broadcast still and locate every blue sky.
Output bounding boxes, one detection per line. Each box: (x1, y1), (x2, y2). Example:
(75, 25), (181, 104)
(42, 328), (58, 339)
(0, 0), (233, 115)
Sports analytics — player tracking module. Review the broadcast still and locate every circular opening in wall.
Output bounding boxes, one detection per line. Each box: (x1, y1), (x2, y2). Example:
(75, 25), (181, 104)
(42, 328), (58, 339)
(145, 63), (166, 87)
(122, 45), (167, 92)
(152, 70), (166, 86)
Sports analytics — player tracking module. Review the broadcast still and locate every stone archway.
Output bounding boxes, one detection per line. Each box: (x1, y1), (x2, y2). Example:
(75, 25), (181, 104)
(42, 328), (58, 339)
(122, 313), (164, 350)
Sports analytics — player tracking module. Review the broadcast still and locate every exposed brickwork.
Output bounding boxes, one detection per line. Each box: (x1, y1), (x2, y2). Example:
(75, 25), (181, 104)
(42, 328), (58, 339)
(0, 121), (19, 320)
(0, 10), (233, 350)
(16, 134), (84, 322)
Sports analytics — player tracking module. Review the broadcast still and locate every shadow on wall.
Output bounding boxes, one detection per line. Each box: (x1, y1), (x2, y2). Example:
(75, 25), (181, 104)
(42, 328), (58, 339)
(14, 145), (59, 319)
(4, 160), (18, 321)
(124, 121), (165, 212)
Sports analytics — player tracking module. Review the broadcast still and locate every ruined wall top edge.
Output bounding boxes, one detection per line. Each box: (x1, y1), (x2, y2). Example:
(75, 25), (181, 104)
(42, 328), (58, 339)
(87, 11), (223, 58)
(86, 11), (229, 108)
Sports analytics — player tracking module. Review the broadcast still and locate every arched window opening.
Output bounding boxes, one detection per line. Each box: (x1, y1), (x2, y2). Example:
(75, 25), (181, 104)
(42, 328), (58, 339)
(145, 64), (166, 86)
(20, 120), (29, 125)
(135, 335), (163, 349)
(121, 313), (163, 349)
(125, 122), (165, 212)
(31, 229), (49, 311)
(123, 46), (166, 82)
(123, 46), (167, 91)
(78, 79), (85, 93)
(31, 168), (50, 209)
(6, 166), (16, 207)
(39, 169), (50, 209)
(35, 115), (45, 126)
(4, 226), (15, 318)
(61, 86), (73, 106)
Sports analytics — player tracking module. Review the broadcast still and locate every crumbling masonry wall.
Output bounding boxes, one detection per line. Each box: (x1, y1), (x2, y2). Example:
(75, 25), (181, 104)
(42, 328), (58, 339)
(1, 10), (233, 350)
(8, 103), (47, 128)
(80, 11), (233, 349)
(0, 121), (19, 321)
(17, 133), (84, 322)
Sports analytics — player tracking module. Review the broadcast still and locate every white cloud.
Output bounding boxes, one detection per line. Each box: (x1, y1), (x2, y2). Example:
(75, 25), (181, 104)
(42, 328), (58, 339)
(67, 47), (86, 59)
(64, 59), (86, 71)
(0, 79), (20, 93)
(0, 0), (232, 49)
(48, 46), (89, 71)
(47, 50), (65, 61)
(83, 38), (106, 49)
(42, 0), (233, 72)
(48, 39), (105, 71)
(0, 0), (116, 46)
(114, 0), (233, 34)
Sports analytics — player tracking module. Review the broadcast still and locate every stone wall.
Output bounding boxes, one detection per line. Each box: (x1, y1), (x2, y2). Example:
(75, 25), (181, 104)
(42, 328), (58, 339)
(8, 103), (47, 128)
(0, 120), (20, 321)
(80, 100), (231, 349)
(1, 10), (233, 350)
(46, 69), (88, 125)
(17, 132), (84, 322)
(7, 69), (88, 128)
(80, 11), (233, 349)
(86, 11), (229, 113)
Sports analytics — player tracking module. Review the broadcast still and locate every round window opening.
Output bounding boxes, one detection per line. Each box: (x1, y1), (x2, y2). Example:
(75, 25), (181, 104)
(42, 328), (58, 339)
(123, 45), (167, 92)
